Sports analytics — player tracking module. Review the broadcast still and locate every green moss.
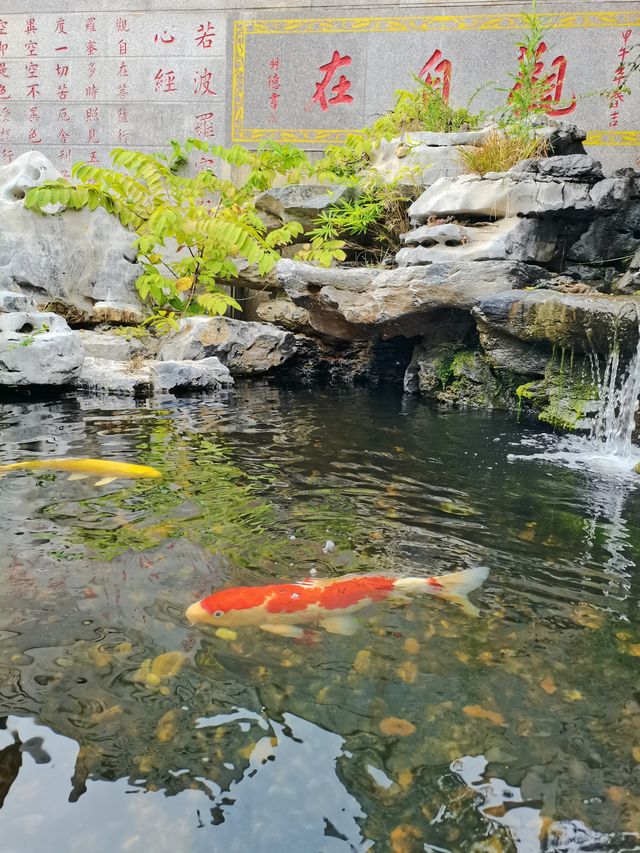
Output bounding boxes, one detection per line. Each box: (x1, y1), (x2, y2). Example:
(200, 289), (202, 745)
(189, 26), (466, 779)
(111, 325), (151, 340)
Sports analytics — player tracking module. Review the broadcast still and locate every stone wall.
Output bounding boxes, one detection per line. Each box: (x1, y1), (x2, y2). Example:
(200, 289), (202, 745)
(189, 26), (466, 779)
(0, 1), (638, 172)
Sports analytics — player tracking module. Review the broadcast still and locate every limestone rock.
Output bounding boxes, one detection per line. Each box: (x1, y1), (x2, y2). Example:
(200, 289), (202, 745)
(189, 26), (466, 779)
(616, 247), (640, 295)
(510, 155), (604, 182)
(255, 297), (313, 333)
(589, 176), (632, 212)
(0, 290), (37, 312)
(368, 129), (493, 187)
(0, 311), (84, 386)
(567, 199), (640, 264)
(477, 325), (550, 376)
(404, 344), (508, 409)
(151, 357), (233, 392)
(76, 357), (152, 396)
(157, 316), (296, 375)
(397, 217), (563, 266)
(278, 258), (549, 340)
(255, 184), (354, 232)
(0, 151), (143, 324)
(408, 173), (593, 222)
(77, 330), (151, 361)
(473, 290), (640, 356)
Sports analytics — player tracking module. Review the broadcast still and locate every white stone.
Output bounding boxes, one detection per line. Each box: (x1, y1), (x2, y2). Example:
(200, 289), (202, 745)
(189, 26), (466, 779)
(408, 174), (593, 221)
(0, 152), (144, 324)
(76, 357), (152, 396)
(157, 316), (296, 375)
(77, 330), (150, 362)
(151, 357), (233, 392)
(0, 311), (84, 386)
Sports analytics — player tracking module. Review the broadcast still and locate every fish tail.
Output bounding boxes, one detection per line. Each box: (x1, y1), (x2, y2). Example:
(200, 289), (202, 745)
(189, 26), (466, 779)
(397, 566), (489, 617)
(0, 462), (25, 476)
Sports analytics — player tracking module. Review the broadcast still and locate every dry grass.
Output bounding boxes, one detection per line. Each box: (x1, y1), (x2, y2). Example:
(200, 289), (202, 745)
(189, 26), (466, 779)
(457, 130), (548, 176)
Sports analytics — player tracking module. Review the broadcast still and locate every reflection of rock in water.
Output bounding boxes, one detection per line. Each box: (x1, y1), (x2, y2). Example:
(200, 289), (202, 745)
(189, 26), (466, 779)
(0, 731), (22, 809)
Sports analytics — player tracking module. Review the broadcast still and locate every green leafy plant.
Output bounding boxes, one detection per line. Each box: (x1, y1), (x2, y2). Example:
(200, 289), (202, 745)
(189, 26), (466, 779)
(23, 139), (343, 321)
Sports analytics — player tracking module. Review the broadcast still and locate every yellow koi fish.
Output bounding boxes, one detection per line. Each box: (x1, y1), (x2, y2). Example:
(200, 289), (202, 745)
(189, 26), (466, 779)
(0, 458), (162, 486)
(186, 565), (489, 638)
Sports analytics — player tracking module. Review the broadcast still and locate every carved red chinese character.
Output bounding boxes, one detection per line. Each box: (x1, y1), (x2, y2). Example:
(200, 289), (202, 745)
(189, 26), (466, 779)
(118, 83), (128, 100)
(88, 150), (100, 163)
(510, 42), (576, 117)
(0, 22), (7, 37)
(0, 84), (9, 101)
(85, 107), (98, 122)
(0, 128), (10, 142)
(1, 148), (13, 163)
(58, 107), (70, 121)
(55, 18), (67, 35)
(115, 17), (129, 33)
(193, 68), (216, 96)
(0, 107), (10, 122)
(28, 127), (41, 143)
(0, 44), (7, 57)
(194, 111), (214, 137)
(28, 106), (39, 121)
(25, 18), (37, 35)
(118, 40), (127, 56)
(154, 30), (175, 45)
(117, 128), (128, 143)
(87, 127), (100, 143)
(118, 62), (128, 77)
(117, 105), (128, 122)
(419, 49), (452, 103)
(195, 21), (215, 49)
(26, 83), (39, 99)
(56, 84), (69, 100)
(25, 41), (38, 57)
(86, 17), (96, 32)
(58, 128), (70, 143)
(311, 51), (353, 111)
(56, 64), (69, 77)
(85, 84), (98, 99)
(26, 62), (38, 79)
(154, 69), (177, 93)
(0, 62), (8, 78)
(88, 61), (97, 78)
(86, 40), (98, 56)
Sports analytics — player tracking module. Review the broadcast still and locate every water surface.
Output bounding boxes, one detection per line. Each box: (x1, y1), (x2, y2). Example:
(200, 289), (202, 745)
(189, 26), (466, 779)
(0, 384), (639, 853)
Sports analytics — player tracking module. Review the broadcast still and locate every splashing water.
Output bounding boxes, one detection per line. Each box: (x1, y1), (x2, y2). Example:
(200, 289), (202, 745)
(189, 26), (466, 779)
(588, 336), (640, 459)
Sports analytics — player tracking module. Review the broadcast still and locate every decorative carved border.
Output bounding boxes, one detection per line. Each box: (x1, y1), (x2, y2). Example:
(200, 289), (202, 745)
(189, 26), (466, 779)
(232, 10), (640, 146)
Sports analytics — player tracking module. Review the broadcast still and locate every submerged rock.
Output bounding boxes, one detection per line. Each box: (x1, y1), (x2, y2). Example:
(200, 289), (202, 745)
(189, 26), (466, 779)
(278, 258), (548, 340)
(0, 311), (84, 386)
(0, 151), (143, 325)
(157, 316), (296, 375)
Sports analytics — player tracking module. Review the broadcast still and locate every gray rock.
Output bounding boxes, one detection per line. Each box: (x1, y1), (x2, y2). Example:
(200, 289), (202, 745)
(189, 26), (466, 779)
(615, 247), (640, 294)
(477, 324), (550, 375)
(151, 357), (233, 392)
(157, 316), (296, 375)
(397, 217), (562, 266)
(255, 184), (354, 232)
(473, 290), (640, 356)
(0, 311), (84, 386)
(408, 174), (593, 222)
(567, 199), (640, 264)
(278, 258), (549, 340)
(534, 155), (604, 182)
(76, 357), (152, 396)
(0, 290), (37, 312)
(0, 151), (144, 324)
(255, 298), (313, 333)
(77, 330), (150, 361)
(589, 177), (632, 212)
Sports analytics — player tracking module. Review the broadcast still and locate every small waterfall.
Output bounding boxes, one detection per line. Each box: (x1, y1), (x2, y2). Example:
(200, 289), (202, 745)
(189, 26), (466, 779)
(588, 322), (640, 459)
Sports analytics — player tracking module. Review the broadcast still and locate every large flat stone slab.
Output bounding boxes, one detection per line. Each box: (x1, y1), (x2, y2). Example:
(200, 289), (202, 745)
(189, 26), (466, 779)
(0, 311), (84, 386)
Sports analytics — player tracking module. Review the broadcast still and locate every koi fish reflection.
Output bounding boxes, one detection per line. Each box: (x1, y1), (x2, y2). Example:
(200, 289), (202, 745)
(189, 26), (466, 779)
(186, 565), (490, 638)
(0, 458), (162, 487)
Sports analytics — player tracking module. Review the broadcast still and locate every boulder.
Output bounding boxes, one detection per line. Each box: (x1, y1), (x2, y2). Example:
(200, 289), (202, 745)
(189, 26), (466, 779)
(157, 316), (296, 375)
(589, 176), (632, 212)
(477, 325), (551, 376)
(0, 311), (84, 386)
(255, 297), (313, 333)
(151, 358), (233, 392)
(368, 128), (493, 187)
(76, 357), (152, 396)
(0, 151), (144, 324)
(278, 258), (549, 340)
(408, 173), (594, 222)
(255, 184), (354, 232)
(616, 247), (640, 295)
(0, 289), (37, 312)
(77, 330), (151, 361)
(567, 199), (640, 264)
(473, 290), (640, 357)
(510, 155), (604, 182)
(397, 217), (564, 266)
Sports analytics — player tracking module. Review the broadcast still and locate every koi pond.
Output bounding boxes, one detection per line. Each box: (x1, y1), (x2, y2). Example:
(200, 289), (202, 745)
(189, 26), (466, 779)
(0, 384), (639, 853)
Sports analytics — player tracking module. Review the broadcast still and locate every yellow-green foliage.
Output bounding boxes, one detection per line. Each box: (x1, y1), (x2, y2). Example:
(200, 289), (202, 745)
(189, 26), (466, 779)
(457, 129), (548, 176)
(23, 139), (344, 321)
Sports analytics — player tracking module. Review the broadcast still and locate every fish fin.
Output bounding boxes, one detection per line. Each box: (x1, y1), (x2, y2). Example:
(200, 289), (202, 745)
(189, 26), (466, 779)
(427, 566), (489, 618)
(319, 615), (359, 636)
(94, 477), (118, 486)
(67, 473), (91, 481)
(259, 623), (304, 639)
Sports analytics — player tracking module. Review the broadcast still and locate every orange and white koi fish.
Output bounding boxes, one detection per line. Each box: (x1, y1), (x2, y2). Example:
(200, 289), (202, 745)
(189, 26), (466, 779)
(186, 566), (489, 638)
(0, 458), (162, 486)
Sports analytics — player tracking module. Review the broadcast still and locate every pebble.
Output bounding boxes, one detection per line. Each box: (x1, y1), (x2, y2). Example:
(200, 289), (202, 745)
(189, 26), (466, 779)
(322, 540), (336, 553)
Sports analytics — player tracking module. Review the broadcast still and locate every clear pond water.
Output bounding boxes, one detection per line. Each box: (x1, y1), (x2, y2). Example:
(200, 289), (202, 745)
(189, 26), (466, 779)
(0, 384), (639, 853)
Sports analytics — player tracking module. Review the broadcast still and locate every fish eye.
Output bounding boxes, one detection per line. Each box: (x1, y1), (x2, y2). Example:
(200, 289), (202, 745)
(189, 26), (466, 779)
(213, 610), (224, 618)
